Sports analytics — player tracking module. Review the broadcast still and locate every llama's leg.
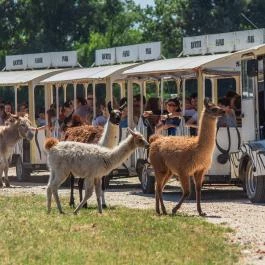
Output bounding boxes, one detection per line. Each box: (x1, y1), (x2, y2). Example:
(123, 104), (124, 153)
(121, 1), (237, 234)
(47, 171), (55, 214)
(50, 172), (69, 214)
(0, 169), (3, 187)
(3, 166), (10, 187)
(74, 179), (94, 215)
(95, 178), (103, 214)
(78, 178), (87, 208)
(194, 171), (206, 216)
(172, 175), (190, 215)
(101, 176), (107, 208)
(69, 173), (75, 207)
(155, 174), (167, 215)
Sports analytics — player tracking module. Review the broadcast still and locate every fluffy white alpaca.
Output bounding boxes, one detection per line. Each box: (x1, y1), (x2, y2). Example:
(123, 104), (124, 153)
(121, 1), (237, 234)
(45, 128), (149, 214)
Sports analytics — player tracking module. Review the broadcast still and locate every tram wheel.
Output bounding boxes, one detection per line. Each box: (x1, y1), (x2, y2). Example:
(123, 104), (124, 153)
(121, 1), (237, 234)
(141, 164), (155, 194)
(245, 161), (265, 203)
(15, 156), (30, 181)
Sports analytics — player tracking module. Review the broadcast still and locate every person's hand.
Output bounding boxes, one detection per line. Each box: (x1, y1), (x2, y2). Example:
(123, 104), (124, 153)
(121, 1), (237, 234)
(143, 111), (152, 117)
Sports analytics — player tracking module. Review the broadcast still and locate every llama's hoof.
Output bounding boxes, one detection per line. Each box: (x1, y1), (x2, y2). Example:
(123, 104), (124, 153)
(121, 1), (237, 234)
(5, 182), (10, 188)
(59, 211), (65, 215)
(69, 202), (75, 208)
(102, 204), (107, 209)
(172, 207), (178, 215)
(199, 212), (207, 217)
(82, 203), (88, 209)
(73, 211), (78, 215)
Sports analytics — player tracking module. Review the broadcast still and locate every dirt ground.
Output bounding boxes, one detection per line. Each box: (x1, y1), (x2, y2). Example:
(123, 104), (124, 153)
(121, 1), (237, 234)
(1, 168), (265, 265)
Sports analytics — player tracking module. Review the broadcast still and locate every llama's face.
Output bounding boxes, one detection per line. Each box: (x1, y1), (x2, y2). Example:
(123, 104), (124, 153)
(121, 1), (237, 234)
(128, 128), (149, 149)
(204, 99), (225, 118)
(108, 101), (127, 125)
(11, 115), (35, 141)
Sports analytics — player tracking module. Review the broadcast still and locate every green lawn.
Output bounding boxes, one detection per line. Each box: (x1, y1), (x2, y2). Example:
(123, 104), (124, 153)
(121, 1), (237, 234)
(0, 195), (239, 265)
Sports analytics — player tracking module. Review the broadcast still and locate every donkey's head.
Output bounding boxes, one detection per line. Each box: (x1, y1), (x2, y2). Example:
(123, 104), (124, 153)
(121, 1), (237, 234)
(108, 101), (127, 125)
(8, 114), (35, 141)
(204, 98), (225, 118)
(127, 128), (149, 149)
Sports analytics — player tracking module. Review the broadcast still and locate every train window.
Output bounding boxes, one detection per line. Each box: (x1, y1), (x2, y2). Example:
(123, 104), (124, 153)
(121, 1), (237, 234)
(242, 60), (254, 99)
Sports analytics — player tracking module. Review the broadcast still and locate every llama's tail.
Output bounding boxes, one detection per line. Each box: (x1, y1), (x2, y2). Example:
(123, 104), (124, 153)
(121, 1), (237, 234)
(44, 137), (59, 151)
(149, 134), (162, 144)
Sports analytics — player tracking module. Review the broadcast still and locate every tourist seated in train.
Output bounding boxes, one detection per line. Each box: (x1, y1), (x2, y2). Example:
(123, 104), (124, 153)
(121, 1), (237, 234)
(119, 97), (128, 129)
(0, 102), (14, 125)
(47, 103), (57, 132)
(0, 104), (5, 125)
(226, 91), (241, 127)
(133, 94), (146, 125)
(185, 94), (198, 136)
(156, 98), (182, 136)
(142, 97), (161, 138)
(92, 101), (108, 127)
(74, 96), (90, 124)
(217, 97), (237, 127)
(18, 103), (28, 117)
(59, 100), (75, 132)
(36, 108), (46, 127)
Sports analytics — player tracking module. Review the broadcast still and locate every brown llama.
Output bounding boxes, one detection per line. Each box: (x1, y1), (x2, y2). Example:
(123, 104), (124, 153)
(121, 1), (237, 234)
(149, 98), (225, 216)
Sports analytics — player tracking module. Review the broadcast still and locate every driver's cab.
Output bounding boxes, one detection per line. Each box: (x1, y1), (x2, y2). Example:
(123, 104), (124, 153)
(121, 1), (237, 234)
(241, 55), (265, 142)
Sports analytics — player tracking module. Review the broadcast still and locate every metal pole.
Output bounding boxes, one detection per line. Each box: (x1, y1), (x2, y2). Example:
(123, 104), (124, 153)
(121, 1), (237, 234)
(127, 80), (134, 128)
(92, 81), (96, 119)
(63, 84), (67, 102)
(73, 83), (77, 110)
(14, 85), (18, 114)
(182, 79), (186, 115)
(160, 78), (164, 115)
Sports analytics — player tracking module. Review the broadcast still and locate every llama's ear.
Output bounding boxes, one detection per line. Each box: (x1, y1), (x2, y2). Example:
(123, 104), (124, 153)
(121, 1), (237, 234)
(127, 127), (137, 136)
(119, 102), (127, 111)
(204, 98), (210, 108)
(107, 101), (113, 114)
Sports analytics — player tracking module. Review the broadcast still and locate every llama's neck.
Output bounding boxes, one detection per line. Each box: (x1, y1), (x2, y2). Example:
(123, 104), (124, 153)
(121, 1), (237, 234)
(98, 120), (119, 148)
(197, 111), (218, 154)
(106, 135), (135, 171)
(2, 124), (21, 150)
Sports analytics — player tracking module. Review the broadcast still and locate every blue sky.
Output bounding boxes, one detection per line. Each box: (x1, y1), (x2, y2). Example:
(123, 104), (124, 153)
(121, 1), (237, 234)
(134, 0), (154, 8)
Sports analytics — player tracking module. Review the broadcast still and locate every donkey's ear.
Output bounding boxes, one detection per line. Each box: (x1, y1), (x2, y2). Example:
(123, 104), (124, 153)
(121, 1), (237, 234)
(107, 101), (113, 114)
(119, 102), (127, 111)
(204, 98), (210, 108)
(127, 127), (137, 136)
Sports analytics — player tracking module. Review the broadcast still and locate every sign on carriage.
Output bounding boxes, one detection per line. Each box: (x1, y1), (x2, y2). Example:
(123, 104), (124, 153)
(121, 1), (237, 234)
(95, 42), (161, 65)
(183, 28), (265, 55)
(95, 48), (116, 66)
(5, 51), (78, 70)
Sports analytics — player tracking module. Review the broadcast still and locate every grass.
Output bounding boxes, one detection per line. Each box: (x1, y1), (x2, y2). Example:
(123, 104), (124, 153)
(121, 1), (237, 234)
(0, 195), (239, 265)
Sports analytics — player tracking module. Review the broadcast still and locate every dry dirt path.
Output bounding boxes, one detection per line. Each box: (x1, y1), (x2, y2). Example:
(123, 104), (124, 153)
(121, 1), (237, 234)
(1, 169), (265, 265)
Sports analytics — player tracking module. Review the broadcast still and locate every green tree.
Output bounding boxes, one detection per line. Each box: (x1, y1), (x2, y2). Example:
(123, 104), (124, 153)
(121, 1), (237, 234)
(246, 0), (265, 29)
(139, 0), (184, 58)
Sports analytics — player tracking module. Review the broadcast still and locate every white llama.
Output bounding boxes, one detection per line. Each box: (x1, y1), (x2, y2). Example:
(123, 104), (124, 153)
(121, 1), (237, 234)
(45, 128), (149, 214)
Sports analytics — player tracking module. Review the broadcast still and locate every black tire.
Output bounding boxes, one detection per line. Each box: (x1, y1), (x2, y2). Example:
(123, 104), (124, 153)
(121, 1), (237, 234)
(136, 159), (146, 182)
(103, 175), (111, 190)
(245, 161), (265, 203)
(15, 156), (30, 181)
(141, 164), (155, 194)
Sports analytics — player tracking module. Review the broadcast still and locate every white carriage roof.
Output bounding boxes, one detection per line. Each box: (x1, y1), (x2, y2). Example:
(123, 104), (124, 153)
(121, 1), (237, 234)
(124, 44), (265, 78)
(41, 63), (137, 84)
(123, 53), (236, 77)
(0, 69), (66, 86)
